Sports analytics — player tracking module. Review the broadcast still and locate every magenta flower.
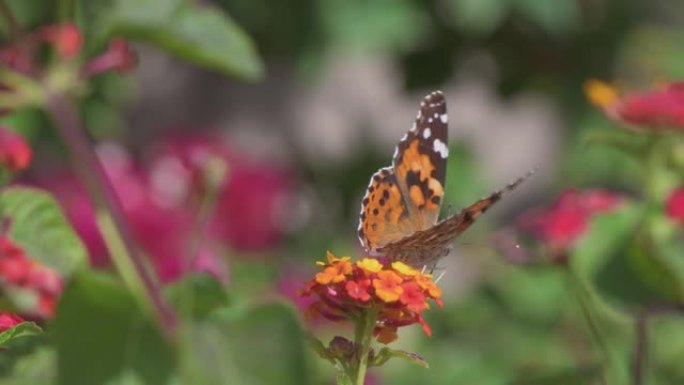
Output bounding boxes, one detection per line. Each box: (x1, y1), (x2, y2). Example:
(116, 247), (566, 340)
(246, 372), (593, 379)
(518, 189), (623, 250)
(149, 136), (297, 253)
(39, 137), (296, 283)
(0, 127), (31, 172)
(0, 312), (24, 333)
(665, 187), (684, 223)
(586, 79), (684, 130)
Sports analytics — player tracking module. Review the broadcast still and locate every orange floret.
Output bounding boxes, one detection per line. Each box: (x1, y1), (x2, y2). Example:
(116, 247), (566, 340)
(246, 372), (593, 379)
(373, 270), (404, 303)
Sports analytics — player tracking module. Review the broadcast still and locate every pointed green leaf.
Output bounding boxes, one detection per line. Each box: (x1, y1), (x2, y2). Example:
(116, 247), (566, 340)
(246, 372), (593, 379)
(306, 333), (335, 364)
(372, 347), (428, 368)
(0, 186), (87, 276)
(572, 203), (641, 278)
(0, 322), (41, 347)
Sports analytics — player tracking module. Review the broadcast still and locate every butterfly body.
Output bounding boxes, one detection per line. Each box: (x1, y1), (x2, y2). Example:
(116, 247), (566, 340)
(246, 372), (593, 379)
(357, 91), (532, 268)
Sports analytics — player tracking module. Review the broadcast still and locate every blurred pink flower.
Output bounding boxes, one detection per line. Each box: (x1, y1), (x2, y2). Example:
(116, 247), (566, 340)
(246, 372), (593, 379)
(39, 137), (296, 283)
(0, 237), (62, 318)
(0, 127), (31, 172)
(82, 38), (137, 77)
(42, 23), (82, 59)
(277, 267), (317, 316)
(38, 144), (225, 283)
(0, 312), (24, 333)
(586, 79), (684, 130)
(149, 135), (296, 253)
(518, 189), (623, 250)
(213, 162), (293, 251)
(665, 187), (684, 223)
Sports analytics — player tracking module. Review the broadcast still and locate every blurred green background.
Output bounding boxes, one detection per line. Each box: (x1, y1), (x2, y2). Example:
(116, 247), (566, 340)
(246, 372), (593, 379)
(1, 0), (684, 384)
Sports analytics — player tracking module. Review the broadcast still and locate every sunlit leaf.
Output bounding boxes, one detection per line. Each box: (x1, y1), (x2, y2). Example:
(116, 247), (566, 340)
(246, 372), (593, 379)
(0, 322), (41, 347)
(84, 0), (263, 80)
(0, 187), (87, 276)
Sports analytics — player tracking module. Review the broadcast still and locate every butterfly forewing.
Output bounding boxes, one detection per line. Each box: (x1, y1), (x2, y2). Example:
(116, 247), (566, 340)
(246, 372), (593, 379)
(392, 91), (449, 230)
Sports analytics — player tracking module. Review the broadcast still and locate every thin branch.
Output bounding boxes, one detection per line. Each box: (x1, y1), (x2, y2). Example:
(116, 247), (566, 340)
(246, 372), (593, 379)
(45, 92), (176, 337)
(631, 302), (684, 385)
(632, 312), (647, 385)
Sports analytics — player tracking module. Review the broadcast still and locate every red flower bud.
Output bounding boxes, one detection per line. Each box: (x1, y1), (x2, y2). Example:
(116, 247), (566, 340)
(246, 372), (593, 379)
(0, 127), (32, 172)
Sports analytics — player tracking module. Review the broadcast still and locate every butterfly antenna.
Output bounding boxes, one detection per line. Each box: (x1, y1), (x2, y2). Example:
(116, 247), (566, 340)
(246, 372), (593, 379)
(502, 167), (537, 195)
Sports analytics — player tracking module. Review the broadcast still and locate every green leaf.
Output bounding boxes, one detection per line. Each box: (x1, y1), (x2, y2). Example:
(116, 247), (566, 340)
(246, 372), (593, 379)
(321, 0), (429, 52)
(512, 0), (579, 35)
(305, 333), (335, 364)
(180, 301), (312, 385)
(92, 0), (263, 80)
(52, 271), (175, 385)
(372, 347), (428, 368)
(571, 203), (642, 278)
(447, 0), (510, 37)
(165, 273), (229, 319)
(510, 365), (602, 385)
(0, 322), (42, 347)
(0, 347), (56, 385)
(0, 186), (88, 276)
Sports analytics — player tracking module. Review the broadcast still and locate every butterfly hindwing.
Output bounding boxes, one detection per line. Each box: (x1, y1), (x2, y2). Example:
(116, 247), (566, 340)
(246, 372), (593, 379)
(357, 167), (422, 252)
(378, 169), (536, 267)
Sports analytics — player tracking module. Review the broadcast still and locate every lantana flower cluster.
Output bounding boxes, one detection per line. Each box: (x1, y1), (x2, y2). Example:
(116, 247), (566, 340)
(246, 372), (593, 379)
(303, 252), (443, 344)
(0, 237), (62, 317)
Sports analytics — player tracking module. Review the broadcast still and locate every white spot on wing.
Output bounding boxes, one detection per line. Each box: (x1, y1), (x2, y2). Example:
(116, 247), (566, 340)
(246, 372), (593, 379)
(440, 114), (448, 123)
(410, 123), (417, 132)
(423, 128), (431, 139)
(433, 138), (449, 158)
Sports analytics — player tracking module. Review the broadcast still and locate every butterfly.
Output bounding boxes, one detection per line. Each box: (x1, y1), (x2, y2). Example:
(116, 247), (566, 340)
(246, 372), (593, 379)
(357, 90), (534, 268)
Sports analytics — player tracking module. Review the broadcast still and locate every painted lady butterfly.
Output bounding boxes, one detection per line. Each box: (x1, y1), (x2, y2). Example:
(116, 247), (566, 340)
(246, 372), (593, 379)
(357, 91), (534, 268)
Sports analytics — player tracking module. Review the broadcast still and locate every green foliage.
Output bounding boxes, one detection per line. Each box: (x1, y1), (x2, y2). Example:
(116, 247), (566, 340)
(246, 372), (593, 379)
(180, 301), (312, 385)
(0, 187), (87, 275)
(0, 322), (41, 347)
(447, 0), (510, 37)
(79, 0), (263, 80)
(509, 365), (602, 385)
(52, 272), (175, 385)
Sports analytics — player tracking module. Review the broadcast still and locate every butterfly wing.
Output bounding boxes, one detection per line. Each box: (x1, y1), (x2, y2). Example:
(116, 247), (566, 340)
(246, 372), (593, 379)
(357, 167), (419, 252)
(358, 91), (449, 254)
(392, 91), (449, 229)
(379, 169), (536, 267)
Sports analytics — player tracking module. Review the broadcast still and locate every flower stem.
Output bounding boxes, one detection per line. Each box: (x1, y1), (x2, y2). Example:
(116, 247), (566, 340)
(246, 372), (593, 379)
(354, 308), (378, 385)
(566, 268), (626, 383)
(45, 91), (176, 337)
